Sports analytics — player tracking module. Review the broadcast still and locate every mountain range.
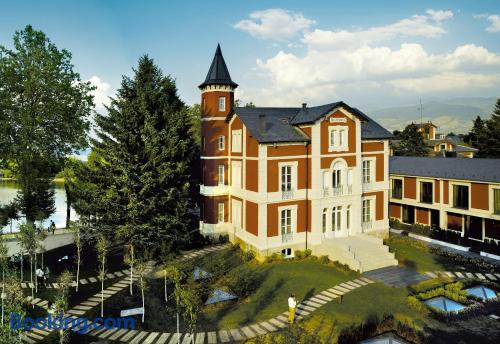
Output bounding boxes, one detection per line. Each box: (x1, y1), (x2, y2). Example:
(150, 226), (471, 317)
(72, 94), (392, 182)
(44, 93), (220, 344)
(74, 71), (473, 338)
(366, 97), (497, 135)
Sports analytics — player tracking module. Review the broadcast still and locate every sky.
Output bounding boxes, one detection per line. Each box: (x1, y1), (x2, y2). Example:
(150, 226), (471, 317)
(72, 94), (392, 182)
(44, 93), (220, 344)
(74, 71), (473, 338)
(1, 0), (500, 119)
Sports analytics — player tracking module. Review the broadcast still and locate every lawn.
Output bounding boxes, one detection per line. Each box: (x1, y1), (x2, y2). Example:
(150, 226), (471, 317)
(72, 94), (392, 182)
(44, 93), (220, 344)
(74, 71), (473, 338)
(204, 259), (358, 329)
(386, 236), (450, 273)
(300, 282), (434, 341)
(95, 247), (358, 332)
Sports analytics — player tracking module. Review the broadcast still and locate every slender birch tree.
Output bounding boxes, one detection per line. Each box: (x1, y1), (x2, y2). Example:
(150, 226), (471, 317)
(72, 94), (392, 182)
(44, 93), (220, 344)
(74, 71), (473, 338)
(96, 234), (109, 317)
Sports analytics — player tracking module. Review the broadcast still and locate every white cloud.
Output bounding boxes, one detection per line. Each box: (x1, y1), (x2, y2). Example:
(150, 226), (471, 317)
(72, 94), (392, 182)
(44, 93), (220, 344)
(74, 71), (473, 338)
(474, 13), (500, 32)
(388, 72), (500, 93)
(235, 9), (500, 107)
(426, 9), (453, 22)
(234, 9), (315, 41)
(88, 76), (112, 113)
(302, 10), (452, 49)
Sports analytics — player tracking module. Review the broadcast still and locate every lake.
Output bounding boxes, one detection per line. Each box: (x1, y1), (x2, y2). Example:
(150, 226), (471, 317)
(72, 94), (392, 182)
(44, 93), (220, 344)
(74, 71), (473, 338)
(0, 179), (77, 233)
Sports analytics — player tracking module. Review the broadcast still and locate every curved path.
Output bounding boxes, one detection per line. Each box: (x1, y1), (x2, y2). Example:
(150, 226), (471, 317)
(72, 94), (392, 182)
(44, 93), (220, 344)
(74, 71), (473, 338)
(21, 243), (230, 343)
(425, 270), (499, 281)
(84, 278), (374, 343)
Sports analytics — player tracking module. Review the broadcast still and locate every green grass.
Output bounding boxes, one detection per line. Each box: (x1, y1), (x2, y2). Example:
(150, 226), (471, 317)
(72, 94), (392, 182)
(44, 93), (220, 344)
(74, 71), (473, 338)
(203, 259), (358, 329)
(386, 236), (448, 273)
(300, 282), (435, 341)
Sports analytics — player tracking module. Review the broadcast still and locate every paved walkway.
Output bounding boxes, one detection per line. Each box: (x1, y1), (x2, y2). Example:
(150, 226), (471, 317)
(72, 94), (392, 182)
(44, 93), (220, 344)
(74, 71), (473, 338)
(21, 244), (229, 343)
(85, 277), (375, 343)
(425, 270), (500, 281)
(363, 266), (430, 287)
(20, 269), (129, 289)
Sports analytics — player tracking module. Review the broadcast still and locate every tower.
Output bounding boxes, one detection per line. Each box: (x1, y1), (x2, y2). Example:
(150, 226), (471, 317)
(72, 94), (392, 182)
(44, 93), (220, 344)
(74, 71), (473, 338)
(199, 44), (237, 235)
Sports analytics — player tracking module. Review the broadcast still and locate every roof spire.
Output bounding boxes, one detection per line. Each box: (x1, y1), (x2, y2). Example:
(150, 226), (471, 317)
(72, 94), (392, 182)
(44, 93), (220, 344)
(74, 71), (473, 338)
(199, 44), (238, 89)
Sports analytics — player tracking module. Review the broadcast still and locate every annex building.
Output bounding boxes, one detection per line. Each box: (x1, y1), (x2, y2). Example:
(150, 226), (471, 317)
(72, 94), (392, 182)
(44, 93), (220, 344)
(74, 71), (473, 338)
(389, 156), (500, 243)
(198, 45), (397, 272)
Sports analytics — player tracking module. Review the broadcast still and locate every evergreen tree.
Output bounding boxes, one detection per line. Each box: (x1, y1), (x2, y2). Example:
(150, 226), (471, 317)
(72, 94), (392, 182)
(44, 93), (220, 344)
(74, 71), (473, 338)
(0, 26), (94, 223)
(396, 123), (429, 157)
(74, 56), (199, 253)
(476, 99), (500, 158)
(464, 116), (485, 148)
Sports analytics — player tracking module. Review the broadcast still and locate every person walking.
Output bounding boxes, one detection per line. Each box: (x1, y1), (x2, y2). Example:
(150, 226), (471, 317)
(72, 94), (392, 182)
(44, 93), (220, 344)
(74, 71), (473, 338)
(288, 294), (297, 324)
(36, 268), (45, 289)
(44, 266), (50, 287)
(50, 221), (56, 235)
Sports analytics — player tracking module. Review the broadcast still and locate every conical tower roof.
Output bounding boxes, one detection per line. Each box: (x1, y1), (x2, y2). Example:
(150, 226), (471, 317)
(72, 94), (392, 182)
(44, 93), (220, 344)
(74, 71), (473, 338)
(199, 44), (238, 89)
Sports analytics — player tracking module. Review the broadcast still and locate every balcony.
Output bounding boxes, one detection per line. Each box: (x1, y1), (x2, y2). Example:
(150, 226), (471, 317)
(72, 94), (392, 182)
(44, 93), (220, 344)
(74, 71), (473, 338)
(281, 232), (293, 243)
(323, 185), (352, 197)
(281, 189), (294, 200)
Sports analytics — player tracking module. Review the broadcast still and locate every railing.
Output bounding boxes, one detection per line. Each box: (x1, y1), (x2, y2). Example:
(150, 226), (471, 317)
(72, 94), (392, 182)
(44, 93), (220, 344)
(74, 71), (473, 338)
(323, 185), (352, 197)
(281, 189), (294, 200)
(281, 232), (293, 243)
(362, 220), (373, 231)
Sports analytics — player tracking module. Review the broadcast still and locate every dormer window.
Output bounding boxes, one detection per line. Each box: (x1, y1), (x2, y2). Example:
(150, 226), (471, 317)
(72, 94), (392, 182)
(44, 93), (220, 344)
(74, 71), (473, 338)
(219, 97), (226, 111)
(328, 126), (348, 151)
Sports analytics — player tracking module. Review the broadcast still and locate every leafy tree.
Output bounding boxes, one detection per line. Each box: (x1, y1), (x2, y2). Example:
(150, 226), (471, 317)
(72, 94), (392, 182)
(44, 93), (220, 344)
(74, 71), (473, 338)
(0, 271), (25, 342)
(3, 202), (19, 234)
(392, 130), (402, 139)
(186, 104), (201, 146)
(60, 158), (81, 228)
(71, 221), (83, 292)
(396, 123), (429, 157)
(17, 224), (37, 301)
(0, 235), (8, 326)
(54, 270), (73, 344)
(75, 56), (199, 254)
(135, 256), (151, 323)
(0, 25), (94, 223)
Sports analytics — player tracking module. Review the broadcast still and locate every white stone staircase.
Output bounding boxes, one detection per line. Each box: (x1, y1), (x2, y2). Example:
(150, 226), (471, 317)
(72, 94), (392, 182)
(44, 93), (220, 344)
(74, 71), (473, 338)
(314, 234), (398, 273)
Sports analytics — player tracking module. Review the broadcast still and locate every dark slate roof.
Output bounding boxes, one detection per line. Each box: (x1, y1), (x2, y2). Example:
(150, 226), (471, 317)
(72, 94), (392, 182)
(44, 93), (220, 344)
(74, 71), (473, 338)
(390, 156), (500, 183)
(234, 107), (310, 143)
(290, 101), (370, 124)
(199, 44), (238, 88)
(233, 104), (393, 143)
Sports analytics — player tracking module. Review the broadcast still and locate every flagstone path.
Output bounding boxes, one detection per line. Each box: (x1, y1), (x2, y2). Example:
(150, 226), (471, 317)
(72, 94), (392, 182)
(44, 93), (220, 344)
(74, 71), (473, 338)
(83, 277), (375, 343)
(21, 244), (230, 343)
(20, 270), (126, 289)
(424, 270), (500, 281)
(363, 266), (430, 287)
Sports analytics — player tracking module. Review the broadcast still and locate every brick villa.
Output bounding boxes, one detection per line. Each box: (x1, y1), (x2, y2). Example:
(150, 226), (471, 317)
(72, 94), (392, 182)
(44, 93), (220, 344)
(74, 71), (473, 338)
(198, 45), (397, 272)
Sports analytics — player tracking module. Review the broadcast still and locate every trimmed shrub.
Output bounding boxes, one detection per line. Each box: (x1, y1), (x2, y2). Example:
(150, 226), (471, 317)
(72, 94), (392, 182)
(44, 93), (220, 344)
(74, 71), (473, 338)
(227, 266), (263, 297)
(318, 255), (330, 264)
(294, 250), (305, 260)
(265, 252), (283, 263)
(304, 249), (312, 257)
(308, 255), (318, 262)
(241, 250), (255, 262)
(406, 296), (429, 314)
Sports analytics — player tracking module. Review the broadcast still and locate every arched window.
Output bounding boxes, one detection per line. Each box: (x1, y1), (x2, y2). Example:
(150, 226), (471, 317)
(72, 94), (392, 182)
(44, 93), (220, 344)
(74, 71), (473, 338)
(332, 160), (345, 188)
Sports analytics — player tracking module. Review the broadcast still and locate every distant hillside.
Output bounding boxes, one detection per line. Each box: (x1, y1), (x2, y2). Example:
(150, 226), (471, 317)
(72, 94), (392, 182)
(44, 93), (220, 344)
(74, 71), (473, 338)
(367, 97), (497, 134)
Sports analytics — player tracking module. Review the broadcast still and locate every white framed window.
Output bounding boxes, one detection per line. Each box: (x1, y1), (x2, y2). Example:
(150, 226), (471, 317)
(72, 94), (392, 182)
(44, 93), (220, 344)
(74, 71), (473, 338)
(281, 165), (292, 191)
(362, 199), (371, 223)
(218, 96), (225, 111)
(328, 126), (348, 151)
(217, 202), (224, 223)
(322, 208), (327, 233)
(231, 161), (242, 188)
(332, 164), (342, 188)
(218, 135), (225, 150)
(280, 209), (292, 235)
(346, 205), (351, 229)
(362, 160), (372, 183)
(281, 248), (293, 258)
(218, 165), (225, 185)
(231, 129), (242, 153)
(332, 206), (342, 231)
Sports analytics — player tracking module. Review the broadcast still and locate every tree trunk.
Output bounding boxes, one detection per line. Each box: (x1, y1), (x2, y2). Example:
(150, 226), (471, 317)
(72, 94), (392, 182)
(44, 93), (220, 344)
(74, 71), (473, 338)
(20, 254), (23, 281)
(141, 277), (145, 323)
(101, 260), (105, 317)
(129, 245), (134, 296)
(65, 184), (71, 229)
(76, 254), (80, 293)
(35, 252), (38, 293)
(164, 270), (167, 302)
(2, 268), (4, 326)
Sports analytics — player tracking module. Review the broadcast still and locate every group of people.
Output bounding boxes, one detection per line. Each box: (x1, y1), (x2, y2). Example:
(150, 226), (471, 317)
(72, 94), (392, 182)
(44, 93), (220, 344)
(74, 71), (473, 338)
(35, 266), (50, 288)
